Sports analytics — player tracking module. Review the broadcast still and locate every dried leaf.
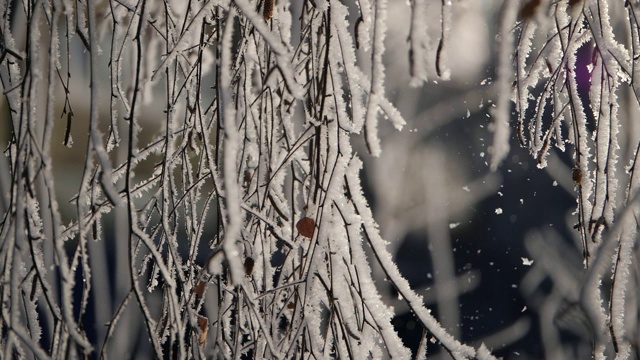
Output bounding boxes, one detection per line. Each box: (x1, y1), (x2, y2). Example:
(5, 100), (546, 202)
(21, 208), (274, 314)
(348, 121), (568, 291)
(519, 0), (541, 21)
(194, 280), (207, 303)
(263, 0), (274, 21)
(197, 316), (208, 346)
(572, 167), (583, 185)
(244, 257), (255, 276)
(296, 217), (315, 238)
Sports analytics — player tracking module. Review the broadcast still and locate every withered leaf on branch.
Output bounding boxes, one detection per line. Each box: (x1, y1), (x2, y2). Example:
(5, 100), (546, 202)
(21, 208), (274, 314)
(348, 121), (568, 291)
(519, 0), (541, 21)
(568, 0), (582, 7)
(244, 257), (255, 276)
(197, 316), (208, 347)
(296, 217), (315, 238)
(263, 0), (274, 21)
(193, 280), (207, 304)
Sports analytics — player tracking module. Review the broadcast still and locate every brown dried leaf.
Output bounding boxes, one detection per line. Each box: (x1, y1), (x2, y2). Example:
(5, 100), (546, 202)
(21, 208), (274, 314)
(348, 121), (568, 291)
(244, 257), (255, 276)
(263, 0), (274, 21)
(572, 166), (583, 185)
(519, 0), (541, 20)
(194, 280), (207, 303)
(296, 217), (315, 238)
(197, 316), (208, 347)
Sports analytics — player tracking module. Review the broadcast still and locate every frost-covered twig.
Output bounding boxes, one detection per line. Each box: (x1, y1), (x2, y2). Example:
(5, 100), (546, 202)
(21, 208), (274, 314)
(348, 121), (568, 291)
(0, 0), (567, 358)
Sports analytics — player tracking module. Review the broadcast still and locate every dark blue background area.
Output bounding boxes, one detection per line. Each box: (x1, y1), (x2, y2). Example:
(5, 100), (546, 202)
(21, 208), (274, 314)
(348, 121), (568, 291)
(362, 100), (579, 358)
